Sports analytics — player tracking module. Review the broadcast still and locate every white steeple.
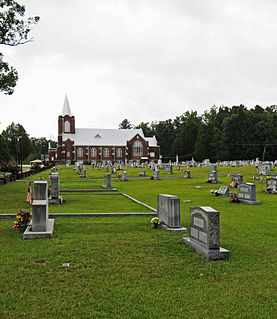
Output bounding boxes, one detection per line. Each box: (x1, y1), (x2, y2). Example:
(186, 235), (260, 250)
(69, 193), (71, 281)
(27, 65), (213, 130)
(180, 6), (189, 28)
(61, 94), (72, 116)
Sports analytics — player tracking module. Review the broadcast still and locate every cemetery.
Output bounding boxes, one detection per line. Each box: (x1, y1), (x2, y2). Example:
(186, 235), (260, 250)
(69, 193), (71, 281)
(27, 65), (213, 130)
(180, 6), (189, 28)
(0, 163), (276, 318)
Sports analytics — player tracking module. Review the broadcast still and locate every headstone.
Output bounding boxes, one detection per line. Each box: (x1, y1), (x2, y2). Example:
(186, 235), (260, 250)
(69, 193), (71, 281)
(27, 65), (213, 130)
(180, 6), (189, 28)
(260, 166), (268, 176)
(34, 180), (48, 200)
(237, 183), (260, 204)
(218, 186), (229, 197)
(182, 206), (229, 261)
(122, 171), (128, 181)
(232, 174), (243, 184)
(104, 174), (112, 189)
(208, 171), (218, 183)
(184, 170), (191, 179)
(266, 177), (277, 193)
(165, 166), (173, 174)
(210, 164), (217, 172)
(23, 181), (54, 239)
(153, 170), (160, 180)
(49, 173), (63, 204)
(140, 170), (146, 177)
(157, 194), (187, 232)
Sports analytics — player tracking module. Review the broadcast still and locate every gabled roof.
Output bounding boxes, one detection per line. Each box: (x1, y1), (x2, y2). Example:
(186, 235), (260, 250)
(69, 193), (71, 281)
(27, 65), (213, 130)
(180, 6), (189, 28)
(63, 128), (148, 146)
(61, 95), (72, 116)
(145, 136), (158, 147)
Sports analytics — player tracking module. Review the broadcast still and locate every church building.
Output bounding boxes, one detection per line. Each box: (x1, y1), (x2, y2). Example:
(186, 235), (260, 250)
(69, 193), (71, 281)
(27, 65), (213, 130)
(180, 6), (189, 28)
(51, 96), (160, 164)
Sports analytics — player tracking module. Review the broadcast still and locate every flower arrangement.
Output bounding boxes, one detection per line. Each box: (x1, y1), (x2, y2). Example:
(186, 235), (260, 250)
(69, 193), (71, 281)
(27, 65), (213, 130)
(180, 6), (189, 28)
(151, 217), (162, 228)
(206, 178), (212, 183)
(150, 176), (154, 180)
(13, 210), (31, 232)
(230, 193), (239, 203)
(117, 174), (122, 179)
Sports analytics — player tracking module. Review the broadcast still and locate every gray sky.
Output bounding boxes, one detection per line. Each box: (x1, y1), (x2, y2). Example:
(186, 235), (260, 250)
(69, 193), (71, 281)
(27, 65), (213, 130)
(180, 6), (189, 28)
(1, 0), (277, 139)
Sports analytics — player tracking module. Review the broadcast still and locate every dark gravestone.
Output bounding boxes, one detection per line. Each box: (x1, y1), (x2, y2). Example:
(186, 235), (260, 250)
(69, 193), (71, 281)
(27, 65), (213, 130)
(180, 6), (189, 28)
(184, 170), (191, 179)
(208, 171), (218, 183)
(182, 206), (229, 261)
(157, 194), (187, 232)
(237, 183), (260, 205)
(49, 173), (62, 204)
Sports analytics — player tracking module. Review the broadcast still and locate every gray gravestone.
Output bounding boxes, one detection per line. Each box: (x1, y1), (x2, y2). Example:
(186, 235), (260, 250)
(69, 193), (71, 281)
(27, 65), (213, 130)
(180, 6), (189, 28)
(154, 170), (160, 180)
(266, 177), (277, 193)
(49, 173), (62, 204)
(210, 164), (217, 172)
(122, 171), (128, 181)
(157, 194), (187, 232)
(23, 181), (54, 239)
(104, 173), (112, 189)
(260, 166), (268, 176)
(165, 166), (173, 174)
(34, 181), (48, 200)
(182, 206), (229, 261)
(237, 183), (260, 204)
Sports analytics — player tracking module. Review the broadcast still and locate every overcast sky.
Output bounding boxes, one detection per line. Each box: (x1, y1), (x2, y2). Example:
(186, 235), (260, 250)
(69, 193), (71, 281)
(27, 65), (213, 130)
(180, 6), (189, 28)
(1, 0), (277, 139)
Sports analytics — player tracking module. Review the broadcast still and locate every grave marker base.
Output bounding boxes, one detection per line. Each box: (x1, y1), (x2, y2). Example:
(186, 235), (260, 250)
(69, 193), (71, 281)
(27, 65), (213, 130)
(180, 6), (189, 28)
(239, 199), (261, 205)
(23, 219), (54, 240)
(182, 237), (229, 261)
(49, 196), (63, 204)
(161, 224), (187, 233)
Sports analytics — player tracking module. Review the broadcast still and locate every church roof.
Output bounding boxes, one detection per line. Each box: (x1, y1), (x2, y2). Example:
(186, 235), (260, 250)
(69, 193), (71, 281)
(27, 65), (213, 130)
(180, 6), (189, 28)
(62, 128), (158, 146)
(61, 95), (72, 116)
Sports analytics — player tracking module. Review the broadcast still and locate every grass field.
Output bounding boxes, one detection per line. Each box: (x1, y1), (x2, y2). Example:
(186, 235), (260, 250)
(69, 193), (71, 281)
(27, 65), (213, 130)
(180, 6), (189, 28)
(0, 165), (277, 318)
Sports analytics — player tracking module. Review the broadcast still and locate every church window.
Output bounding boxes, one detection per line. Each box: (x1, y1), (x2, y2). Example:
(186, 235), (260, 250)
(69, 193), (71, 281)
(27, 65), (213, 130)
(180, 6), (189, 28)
(116, 148), (122, 157)
(66, 151), (70, 158)
(91, 148), (97, 157)
(64, 120), (71, 132)
(133, 140), (143, 156)
(77, 148), (83, 157)
(103, 148), (109, 157)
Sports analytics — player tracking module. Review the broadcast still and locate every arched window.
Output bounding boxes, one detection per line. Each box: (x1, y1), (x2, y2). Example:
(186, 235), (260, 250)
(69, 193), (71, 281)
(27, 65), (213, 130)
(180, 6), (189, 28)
(116, 148), (122, 157)
(64, 120), (71, 132)
(103, 148), (109, 157)
(77, 148), (83, 157)
(66, 151), (70, 158)
(133, 140), (143, 156)
(91, 148), (97, 157)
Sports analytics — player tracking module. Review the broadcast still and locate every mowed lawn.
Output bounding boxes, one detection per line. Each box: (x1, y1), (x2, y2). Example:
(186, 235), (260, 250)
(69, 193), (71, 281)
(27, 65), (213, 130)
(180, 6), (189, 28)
(0, 166), (277, 318)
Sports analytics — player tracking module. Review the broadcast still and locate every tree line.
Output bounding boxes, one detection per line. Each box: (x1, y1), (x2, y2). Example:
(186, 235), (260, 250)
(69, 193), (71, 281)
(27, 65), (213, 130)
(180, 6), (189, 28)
(0, 122), (56, 163)
(121, 104), (277, 162)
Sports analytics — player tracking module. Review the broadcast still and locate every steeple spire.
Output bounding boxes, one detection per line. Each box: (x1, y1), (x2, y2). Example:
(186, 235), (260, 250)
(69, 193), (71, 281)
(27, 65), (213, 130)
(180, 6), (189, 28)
(61, 94), (72, 116)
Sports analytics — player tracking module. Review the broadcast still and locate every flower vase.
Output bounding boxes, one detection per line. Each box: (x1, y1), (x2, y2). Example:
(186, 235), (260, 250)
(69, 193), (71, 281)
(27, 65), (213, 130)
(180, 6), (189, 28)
(153, 222), (159, 229)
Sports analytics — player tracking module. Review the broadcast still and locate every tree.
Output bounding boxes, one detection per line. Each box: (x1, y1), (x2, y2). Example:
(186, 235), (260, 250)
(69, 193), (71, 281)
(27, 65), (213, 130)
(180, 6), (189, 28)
(0, 0), (39, 94)
(135, 122), (154, 137)
(119, 119), (132, 129)
(2, 122), (31, 162)
(0, 133), (9, 161)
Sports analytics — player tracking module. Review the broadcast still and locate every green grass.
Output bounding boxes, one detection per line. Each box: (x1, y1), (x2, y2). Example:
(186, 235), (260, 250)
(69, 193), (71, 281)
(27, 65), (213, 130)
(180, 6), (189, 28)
(0, 166), (277, 318)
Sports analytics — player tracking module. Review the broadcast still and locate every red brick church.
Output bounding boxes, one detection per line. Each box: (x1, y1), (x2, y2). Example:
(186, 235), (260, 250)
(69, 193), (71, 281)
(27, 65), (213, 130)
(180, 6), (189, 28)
(49, 96), (160, 164)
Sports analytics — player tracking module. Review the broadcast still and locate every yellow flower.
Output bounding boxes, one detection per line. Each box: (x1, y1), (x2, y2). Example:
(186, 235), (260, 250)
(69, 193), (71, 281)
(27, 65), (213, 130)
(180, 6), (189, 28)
(16, 215), (20, 219)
